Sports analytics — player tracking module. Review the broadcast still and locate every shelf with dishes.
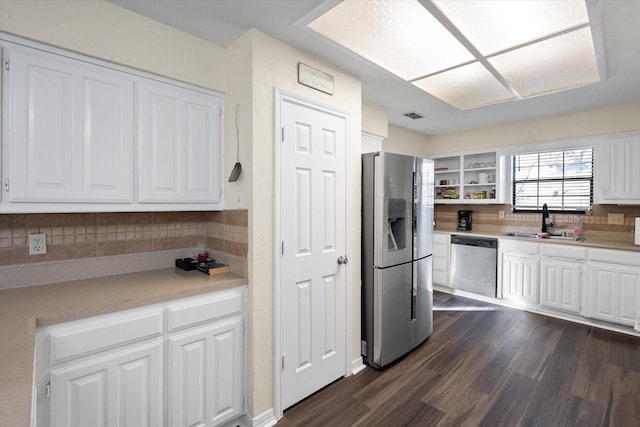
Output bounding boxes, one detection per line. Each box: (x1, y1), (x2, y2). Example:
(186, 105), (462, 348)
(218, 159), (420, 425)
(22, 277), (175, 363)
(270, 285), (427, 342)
(432, 151), (499, 203)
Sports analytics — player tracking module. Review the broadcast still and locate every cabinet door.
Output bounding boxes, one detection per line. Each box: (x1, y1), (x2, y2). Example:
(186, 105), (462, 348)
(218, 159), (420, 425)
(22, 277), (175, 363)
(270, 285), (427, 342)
(168, 316), (243, 427)
(137, 79), (223, 204)
(587, 263), (640, 326)
(540, 259), (582, 313)
(501, 253), (539, 304)
(5, 45), (133, 203)
(596, 134), (640, 204)
(49, 340), (163, 427)
(432, 234), (450, 286)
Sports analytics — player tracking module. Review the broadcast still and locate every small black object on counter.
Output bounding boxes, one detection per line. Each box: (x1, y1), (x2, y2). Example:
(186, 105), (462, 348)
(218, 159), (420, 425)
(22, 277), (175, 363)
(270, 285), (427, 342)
(175, 258), (199, 271)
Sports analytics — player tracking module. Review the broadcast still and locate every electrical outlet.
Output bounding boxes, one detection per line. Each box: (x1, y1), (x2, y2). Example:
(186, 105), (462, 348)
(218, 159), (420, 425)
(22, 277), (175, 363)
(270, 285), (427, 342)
(29, 233), (47, 255)
(608, 213), (625, 225)
(498, 210), (505, 220)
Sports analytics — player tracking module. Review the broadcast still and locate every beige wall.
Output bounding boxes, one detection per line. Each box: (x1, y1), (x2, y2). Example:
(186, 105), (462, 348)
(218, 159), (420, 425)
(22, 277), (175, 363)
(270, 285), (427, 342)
(239, 29), (363, 418)
(384, 124), (431, 157)
(0, 2), (364, 421)
(0, 0), (226, 90)
(426, 102), (640, 155)
(362, 101), (388, 138)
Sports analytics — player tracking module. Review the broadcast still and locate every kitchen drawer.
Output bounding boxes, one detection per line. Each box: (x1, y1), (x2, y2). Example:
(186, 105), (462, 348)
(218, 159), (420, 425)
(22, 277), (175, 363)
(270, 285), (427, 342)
(541, 243), (587, 260)
(499, 239), (540, 255)
(434, 233), (450, 244)
(49, 309), (163, 364)
(167, 287), (244, 332)
(589, 248), (640, 265)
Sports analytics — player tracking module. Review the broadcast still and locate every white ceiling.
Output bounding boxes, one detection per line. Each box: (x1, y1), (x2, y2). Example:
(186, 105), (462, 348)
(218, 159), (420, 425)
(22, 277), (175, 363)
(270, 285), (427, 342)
(109, 0), (640, 135)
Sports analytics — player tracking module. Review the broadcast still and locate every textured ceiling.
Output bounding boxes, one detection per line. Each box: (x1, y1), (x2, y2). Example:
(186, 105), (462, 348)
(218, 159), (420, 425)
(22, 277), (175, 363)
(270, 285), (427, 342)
(110, 0), (640, 135)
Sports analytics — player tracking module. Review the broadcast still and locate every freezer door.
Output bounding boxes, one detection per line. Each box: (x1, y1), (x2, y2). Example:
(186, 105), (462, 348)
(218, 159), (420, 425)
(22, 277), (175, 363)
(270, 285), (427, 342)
(374, 153), (415, 268)
(370, 262), (414, 367)
(414, 158), (434, 260)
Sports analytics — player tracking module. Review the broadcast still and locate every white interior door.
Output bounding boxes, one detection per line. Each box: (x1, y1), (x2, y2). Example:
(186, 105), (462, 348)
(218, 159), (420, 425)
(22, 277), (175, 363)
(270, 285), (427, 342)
(278, 94), (348, 410)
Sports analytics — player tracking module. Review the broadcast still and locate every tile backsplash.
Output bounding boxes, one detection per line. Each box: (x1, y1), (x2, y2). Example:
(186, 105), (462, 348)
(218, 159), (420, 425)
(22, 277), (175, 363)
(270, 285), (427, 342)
(0, 210), (247, 267)
(435, 204), (639, 241)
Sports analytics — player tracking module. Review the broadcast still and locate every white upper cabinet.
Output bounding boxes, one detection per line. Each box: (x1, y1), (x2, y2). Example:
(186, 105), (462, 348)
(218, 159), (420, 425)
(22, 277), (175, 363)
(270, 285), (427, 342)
(137, 79), (223, 205)
(1, 36), (225, 212)
(3, 44), (134, 203)
(595, 132), (640, 204)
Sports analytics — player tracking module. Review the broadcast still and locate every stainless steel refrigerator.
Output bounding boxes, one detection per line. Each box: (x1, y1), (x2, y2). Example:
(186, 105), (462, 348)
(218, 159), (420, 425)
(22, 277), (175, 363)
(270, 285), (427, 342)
(361, 152), (434, 369)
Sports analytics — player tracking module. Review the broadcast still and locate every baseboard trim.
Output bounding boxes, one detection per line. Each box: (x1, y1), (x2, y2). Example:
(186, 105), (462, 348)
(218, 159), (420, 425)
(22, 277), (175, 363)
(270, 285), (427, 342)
(351, 357), (367, 375)
(242, 409), (278, 427)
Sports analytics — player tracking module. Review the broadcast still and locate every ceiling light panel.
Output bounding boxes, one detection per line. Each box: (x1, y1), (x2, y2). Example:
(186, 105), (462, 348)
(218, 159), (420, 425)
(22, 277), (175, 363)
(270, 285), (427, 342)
(432, 0), (590, 55)
(489, 27), (600, 97)
(307, 0), (474, 80)
(412, 62), (515, 109)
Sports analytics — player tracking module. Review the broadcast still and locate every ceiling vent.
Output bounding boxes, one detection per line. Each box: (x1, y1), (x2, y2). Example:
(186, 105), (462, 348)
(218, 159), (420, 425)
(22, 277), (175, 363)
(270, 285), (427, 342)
(404, 112), (424, 120)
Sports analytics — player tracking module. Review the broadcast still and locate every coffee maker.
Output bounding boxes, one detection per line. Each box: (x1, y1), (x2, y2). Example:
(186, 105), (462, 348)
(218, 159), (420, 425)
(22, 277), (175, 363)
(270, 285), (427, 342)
(457, 210), (472, 231)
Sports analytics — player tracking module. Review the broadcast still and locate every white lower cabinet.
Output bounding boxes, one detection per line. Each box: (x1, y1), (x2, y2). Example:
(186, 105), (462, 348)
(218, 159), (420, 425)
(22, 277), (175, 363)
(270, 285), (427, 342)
(539, 244), (586, 315)
(499, 240), (540, 304)
(168, 317), (244, 427)
(501, 253), (539, 304)
(432, 233), (450, 286)
(539, 259), (582, 314)
(50, 340), (163, 427)
(587, 262), (640, 326)
(34, 288), (245, 427)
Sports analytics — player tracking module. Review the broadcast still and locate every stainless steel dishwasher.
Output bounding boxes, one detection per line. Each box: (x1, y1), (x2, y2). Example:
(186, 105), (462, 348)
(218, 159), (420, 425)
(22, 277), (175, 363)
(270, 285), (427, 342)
(450, 235), (497, 297)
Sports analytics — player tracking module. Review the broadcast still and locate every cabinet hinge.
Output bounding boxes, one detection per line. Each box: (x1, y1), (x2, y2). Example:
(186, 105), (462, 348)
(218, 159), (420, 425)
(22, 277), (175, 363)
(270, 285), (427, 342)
(45, 382), (51, 398)
(3, 179), (8, 192)
(3, 58), (8, 70)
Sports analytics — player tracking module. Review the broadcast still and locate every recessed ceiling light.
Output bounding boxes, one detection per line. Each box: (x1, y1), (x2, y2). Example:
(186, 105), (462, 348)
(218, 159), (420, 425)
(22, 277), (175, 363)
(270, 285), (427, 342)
(307, 0), (474, 80)
(307, 0), (601, 110)
(413, 62), (515, 109)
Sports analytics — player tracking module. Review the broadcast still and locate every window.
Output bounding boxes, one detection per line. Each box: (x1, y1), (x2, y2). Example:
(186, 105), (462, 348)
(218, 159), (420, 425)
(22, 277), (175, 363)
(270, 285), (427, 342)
(512, 147), (593, 212)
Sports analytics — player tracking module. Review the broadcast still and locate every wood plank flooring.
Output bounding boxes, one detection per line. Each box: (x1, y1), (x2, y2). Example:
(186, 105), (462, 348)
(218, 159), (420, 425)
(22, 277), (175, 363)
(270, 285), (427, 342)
(277, 292), (640, 427)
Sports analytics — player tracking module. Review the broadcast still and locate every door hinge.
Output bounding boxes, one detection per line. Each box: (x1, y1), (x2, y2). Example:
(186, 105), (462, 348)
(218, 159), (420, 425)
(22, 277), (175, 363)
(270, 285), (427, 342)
(243, 322), (246, 335)
(219, 187), (222, 197)
(281, 127), (285, 142)
(45, 382), (51, 398)
(3, 179), (8, 192)
(281, 241), (285, 255)
(3, 58), (8, 70)
(281, 354), (285, 371)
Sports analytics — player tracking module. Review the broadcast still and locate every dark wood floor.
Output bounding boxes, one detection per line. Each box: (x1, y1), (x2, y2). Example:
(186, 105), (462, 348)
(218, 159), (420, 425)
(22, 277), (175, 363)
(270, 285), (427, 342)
(277, 292), (640, 427)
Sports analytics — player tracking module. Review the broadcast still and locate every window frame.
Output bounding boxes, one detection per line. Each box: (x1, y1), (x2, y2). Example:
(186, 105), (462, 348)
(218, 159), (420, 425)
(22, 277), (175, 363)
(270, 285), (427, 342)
(511, 146), (594, 214)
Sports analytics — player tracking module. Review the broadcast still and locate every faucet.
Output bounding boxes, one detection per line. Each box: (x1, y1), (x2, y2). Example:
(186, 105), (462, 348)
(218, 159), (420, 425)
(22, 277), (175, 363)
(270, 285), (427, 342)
(541, 203), (553, 233)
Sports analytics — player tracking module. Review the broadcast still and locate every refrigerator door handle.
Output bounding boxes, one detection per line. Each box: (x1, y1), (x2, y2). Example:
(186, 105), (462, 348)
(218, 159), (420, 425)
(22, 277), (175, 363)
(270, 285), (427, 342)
(411, 260), (417, 321)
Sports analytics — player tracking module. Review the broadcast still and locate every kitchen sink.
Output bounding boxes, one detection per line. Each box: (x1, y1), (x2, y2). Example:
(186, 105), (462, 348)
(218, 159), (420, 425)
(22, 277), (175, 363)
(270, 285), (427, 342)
(502, 232), (585, 242)
(502, 232), (539, 238)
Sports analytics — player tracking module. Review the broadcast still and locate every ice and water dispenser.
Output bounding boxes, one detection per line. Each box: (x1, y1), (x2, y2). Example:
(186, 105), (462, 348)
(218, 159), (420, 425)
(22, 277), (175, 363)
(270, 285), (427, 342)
(387, 198), (406, 251)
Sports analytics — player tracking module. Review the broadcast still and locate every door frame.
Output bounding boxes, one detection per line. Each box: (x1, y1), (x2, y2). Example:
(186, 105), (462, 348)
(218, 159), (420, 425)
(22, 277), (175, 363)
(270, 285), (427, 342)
(273, 88), (353, 418)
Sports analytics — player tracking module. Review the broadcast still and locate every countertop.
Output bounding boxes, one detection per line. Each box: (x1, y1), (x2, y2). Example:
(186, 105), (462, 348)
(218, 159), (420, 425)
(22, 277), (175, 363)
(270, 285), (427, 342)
(435, 228), (640, 253)
(0, 268), (248, 427)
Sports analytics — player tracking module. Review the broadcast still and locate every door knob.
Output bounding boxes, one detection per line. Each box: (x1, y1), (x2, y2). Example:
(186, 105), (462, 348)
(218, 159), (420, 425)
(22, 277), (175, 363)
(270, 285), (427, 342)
(337, 256), (348, 265)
